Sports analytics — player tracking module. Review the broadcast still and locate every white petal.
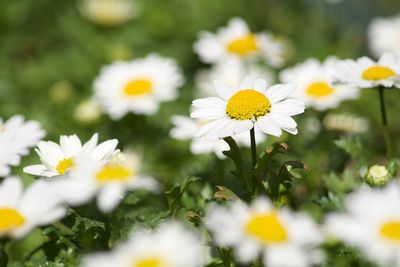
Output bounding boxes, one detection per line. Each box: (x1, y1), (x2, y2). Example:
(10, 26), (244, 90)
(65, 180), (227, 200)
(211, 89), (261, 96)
(253, 79), (267, 93)
(97, 185), (124, 213)
(239, 76), (254, 90)
(265, 84), (296, 104)
(213, 80), (234, 100)
(256, 116), (282, 136)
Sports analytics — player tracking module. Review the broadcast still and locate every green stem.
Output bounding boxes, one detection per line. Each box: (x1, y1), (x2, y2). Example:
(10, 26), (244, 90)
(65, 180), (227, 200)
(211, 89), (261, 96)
(0, 238), (9, 267)
(378, 87), (392, 158)
(250, 127), (257, 196)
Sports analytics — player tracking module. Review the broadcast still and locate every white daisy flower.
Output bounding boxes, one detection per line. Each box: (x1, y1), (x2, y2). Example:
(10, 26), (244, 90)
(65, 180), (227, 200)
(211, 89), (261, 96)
(51, 151), (159, 213)
(78, 0), (136, 27)
(0, 176), (66, 238)
(0, 115), (45, 176)
(368, 15), (400, 57)
(280, 58), (359, 111)
(82, 221), (203, 267)
(206, 197), (323, 267)
(325, 183), (400, 266)
(23, 133), (119, 178)
(195, 58), (274, 97)
(190, 76), (305, 140)
(331, 53), (400, 88)
(94, 54), (184, 120)
(170, 115), (266, 159)
(193, 17), (287, 67)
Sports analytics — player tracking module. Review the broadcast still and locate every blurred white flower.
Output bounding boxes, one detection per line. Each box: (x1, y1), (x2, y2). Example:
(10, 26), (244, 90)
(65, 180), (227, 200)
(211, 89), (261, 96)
(78, 0), (136, 27)
(23, 133), (119, 178)
(322, 113), (369, 134)
(325, 183), (400, 266)
(206, 197), (323, 267)
(194, 17), (287, 67)
(280, 58), (359, 111)
(94, 54), (184, 120)
(0, 176), (66, 238)
(74, 99), (102, 124)
(170, 115), (266, 159)
(331, 53), (400, 88)
(52, 151), (159, 213)
(0, 115), (45, 177)
(368, 15), (400, 57)
(195, 58), (274, 97)
(365, 165), (391, 186)
(190, 76), (304, 140)
(82, 221), (203, 267)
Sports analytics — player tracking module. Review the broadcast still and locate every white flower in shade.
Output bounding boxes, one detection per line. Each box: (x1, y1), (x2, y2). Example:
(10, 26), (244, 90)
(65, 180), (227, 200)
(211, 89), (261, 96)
(78, 0), (136, 27)
(322, 113), (369, 134)
(94, 54), (184, 120)
(332, 53), (400, 88)
(195, 58), (274, 97)
(82, 222), (203, 267)
(280, 58), (359, 111)
(368, 16), (400, 57)
(193, 17), (287, 67)
(190, 77), (305, 140)
(23, 133), (119, 178)
(0, 176), (66, 238)
(170, 115), (266, 159)
(52, 151), (159, 213)
(206, 198), (323, 267)
(0, 115), (45, 176)
(325, 183), (400, 266)
(74, 99), (102, 124)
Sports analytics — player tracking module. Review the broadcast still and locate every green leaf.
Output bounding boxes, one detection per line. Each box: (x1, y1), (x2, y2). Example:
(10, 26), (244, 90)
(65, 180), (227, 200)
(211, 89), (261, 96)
(255, 143), (289, 177)
(335, 136), (369, 162)
(222, 137), (250, 191)
(214, 186), (238, 201)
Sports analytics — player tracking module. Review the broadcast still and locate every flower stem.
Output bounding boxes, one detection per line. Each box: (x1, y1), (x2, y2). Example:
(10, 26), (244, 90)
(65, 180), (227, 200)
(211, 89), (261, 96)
(378, 87), (392, 158)
(250, 127), (257, 195)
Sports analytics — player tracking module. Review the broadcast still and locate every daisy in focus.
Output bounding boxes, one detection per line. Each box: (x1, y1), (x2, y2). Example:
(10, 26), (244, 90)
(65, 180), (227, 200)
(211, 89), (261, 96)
(93, 54), (184, 120)
(190, 77), (305, 139)
(23, 133), (119, 178)
(0, 176), (66, 238)
(0, 115), (45, 176)
(52, 150), (159, 212)
(170, 115), (266, 159)
(195, 58), (274, 97)
(82, 221), (203, 267)
(193, 17), (287, 67)
(368, 15), (400, 57)
(331, 53), (400, 88)
(280, 58), (359, 111)
(78, 0), (136, 27)
(325, 183), (400, 266)
(206, 197), (323, 267)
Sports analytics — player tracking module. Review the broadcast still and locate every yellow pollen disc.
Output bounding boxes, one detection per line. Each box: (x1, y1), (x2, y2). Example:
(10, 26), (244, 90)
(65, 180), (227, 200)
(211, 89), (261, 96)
(362, 66), (396, 81)
(226, 34), (258, 55)
(56, 157), (74, 174)
(95, 165), (133, 184)
(245, 212), (288, 244)
(123, 79), (153, 96)
(226, 89), (270, 120)
(133, 257), (163, 267)
(306, 82), (335, 97)
(0, 208), (25, 231)
(380, 220), (400, 242)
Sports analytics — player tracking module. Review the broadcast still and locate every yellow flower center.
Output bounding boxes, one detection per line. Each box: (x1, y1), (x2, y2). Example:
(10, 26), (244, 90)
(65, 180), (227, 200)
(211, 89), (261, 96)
(306, 82), (334, 97)
(380, 220), (400, 242)
(245, 212), (288, 244)
(362, 66), (396, 81)
(226, 34), (258, 55)
(132, 257), (163, 267)
(95, 165), (133, 184)
(123, 79), (153, 97)
(56, 157), (74, 174)
(226, 89), (270, 120)
(0, 208), (25, 232)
